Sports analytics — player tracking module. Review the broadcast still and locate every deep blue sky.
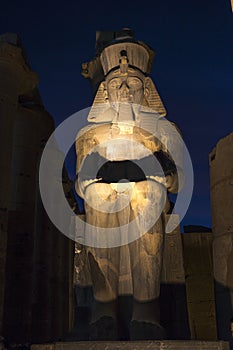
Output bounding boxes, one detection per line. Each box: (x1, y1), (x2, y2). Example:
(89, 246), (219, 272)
(1, 0), (232, 231)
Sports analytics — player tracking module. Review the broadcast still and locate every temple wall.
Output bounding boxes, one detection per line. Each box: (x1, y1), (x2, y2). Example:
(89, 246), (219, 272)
(160, 214), (190, 340)
(182, 232), (217, 341)
(209, 132), (233, 346)
(0, 33), (75, 345)
(0, 34), (37, 336)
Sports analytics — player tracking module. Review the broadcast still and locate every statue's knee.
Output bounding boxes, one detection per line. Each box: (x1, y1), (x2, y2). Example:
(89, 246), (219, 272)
(84, 183), (115, 204)
(133, 180), (166, 206)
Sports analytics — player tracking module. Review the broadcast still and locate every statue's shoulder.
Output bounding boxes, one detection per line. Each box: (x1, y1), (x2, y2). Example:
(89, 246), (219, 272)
(76, 124), (96, 137)
(157, 117), (182, 136)
(76, 123), (107, 139)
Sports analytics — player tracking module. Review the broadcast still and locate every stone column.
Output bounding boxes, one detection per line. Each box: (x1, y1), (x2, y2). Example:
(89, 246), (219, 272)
(61, 174), (76, 335)
(31, 145), (75, 343)
(182, 231), (217, 341)
(0, 33), (75, 344)
(0, 34), (37, 338)
(209, 132), (233, 346)
(3, 90), (54, 344)
(30, 108), (61, 343)
(52, 173), (75, 340)
(160, 214), (190, 340)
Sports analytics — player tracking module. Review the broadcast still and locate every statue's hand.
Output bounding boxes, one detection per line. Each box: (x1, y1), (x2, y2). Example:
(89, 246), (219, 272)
(165, 172), (179, 193)
(75, 241), (84, 254)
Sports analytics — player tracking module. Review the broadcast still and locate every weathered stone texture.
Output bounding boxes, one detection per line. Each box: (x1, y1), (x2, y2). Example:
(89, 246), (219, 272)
(0, 33), (37, 336)
(0, 33), (75, 344)
(182, 232), (217, 341)
(209, 132), (233, 347)
(160, 215), (190, 339)
(161, 214), (185, 284)
(31, 340), (230, 350)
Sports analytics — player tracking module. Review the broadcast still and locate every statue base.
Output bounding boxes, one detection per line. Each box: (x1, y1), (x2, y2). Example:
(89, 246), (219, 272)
(31, 340), (230, 350)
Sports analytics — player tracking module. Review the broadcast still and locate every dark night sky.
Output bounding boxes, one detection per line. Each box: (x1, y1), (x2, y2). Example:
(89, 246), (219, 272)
(1, 0), (232, 231)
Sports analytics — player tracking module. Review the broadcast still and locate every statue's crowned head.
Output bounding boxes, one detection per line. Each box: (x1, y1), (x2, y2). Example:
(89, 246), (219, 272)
(82, 29), (166, 120)
(98, 29), (154, 105)
(98, 28), (153, 77)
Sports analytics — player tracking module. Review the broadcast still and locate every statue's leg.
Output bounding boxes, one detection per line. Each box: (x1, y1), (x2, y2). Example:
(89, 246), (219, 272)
(129, 180), (166, 339)
(84, 183), (128, 339)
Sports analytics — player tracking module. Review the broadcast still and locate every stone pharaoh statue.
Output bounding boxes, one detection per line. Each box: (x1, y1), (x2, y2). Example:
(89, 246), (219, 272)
(75, 29), (184, 340)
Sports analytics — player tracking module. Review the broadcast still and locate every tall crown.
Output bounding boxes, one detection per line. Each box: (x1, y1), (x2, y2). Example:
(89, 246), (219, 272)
(97, 29), (154, 76)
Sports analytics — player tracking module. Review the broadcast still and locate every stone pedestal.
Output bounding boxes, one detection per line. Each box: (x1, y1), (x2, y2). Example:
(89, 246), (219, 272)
(31, 340), (230, 350)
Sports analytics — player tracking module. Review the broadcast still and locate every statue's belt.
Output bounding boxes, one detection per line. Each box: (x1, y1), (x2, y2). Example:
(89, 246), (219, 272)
(78, 151), (177, 183)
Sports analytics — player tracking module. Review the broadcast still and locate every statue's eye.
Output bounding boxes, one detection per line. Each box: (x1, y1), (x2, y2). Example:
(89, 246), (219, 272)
(109, 79), (121, 89)
(127, 77), (143, 89)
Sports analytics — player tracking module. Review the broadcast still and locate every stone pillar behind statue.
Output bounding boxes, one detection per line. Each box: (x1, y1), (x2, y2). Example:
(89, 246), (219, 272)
(210, 133), (233, 348)
(0, 34), (37, 339)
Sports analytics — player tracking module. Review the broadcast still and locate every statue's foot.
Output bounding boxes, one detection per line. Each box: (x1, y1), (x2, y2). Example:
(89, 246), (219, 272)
(89, 316), (118, 340)
(129, 320), (166, 340)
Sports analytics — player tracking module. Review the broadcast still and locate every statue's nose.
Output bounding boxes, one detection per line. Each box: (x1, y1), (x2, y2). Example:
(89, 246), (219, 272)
(120, 81), (129, 91)
(119, 81), (129, 96)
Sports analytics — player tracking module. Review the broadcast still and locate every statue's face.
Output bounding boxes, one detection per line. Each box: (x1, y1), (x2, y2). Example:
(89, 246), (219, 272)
(105, 68), (145, 105)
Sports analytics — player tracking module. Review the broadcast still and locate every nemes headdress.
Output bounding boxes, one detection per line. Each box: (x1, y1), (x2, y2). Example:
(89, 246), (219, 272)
(82, 28), (166, 121)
